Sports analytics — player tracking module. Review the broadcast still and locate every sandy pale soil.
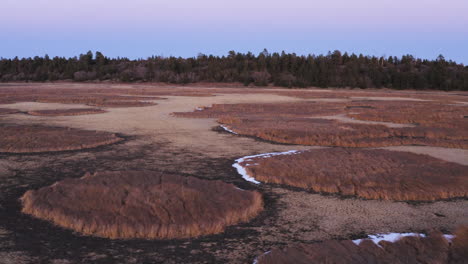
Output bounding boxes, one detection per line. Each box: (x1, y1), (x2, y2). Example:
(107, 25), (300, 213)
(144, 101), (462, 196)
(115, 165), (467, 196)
(350, 96), (430, 101)
(316, 113), (416, 128)
(0, 83), (467, 263)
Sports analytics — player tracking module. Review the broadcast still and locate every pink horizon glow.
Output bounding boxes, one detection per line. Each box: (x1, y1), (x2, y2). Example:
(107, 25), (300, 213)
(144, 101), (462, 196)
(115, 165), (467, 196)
(3, 0), (467, 31)
(1, 0), (467, 63)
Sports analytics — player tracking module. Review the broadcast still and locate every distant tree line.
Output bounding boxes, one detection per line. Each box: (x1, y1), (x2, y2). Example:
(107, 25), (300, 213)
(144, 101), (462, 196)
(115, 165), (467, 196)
(1, 50), (467, 90)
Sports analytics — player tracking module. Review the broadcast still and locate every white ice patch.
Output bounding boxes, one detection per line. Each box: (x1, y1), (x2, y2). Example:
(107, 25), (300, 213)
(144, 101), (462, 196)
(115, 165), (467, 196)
(253, 233), (455, 263)
(352, 233), (425, 246)
(252, 251), (271, 264)
(444, 234), (455, 242)
(195, 107), (203, 111)
(352, 232), (455, 247)
(220, 125), (238, 135)
(233, 150), (301, 184)
(352, 233), (423, 246)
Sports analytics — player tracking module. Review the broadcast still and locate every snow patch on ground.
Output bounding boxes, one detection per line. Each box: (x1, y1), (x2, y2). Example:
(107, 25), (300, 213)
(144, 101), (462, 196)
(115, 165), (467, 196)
(353, 232), (456, 247)
(253, 234), (456, 263)
(233, 150), (301, 184)
(353, 233), (425, 246)
(444, 234), (455, 242)
(252, 251), (271, 264)
(220, 125), (238, 135)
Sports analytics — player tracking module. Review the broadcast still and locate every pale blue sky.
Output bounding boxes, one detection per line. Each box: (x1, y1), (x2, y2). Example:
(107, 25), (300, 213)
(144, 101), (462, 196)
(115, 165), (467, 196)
(1, 0), (467, 63)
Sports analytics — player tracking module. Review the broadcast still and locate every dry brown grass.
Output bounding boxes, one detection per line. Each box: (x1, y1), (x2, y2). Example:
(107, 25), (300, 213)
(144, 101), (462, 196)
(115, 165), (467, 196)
(174, 101), (468, 149)
(20, 171), (263, 239)
(272, 89), (468, 103)
(0, 87), (162, 107)
(174, 102), (346, 119)
(27, 108), (106, 116)
(257, 226), (468, 264)
(34, 95), (158, 108)
(241, 149), (468, 201)
(177, 83), (468, 102)
(451, 225), (468, 263)
(0, 125), (123, 153)
(0, 108), (20, 115)
(225, 117), (467, 148)
(2, 83), (467, 105)
(0, 86), (215, 106)
(347, 101), (468, 129)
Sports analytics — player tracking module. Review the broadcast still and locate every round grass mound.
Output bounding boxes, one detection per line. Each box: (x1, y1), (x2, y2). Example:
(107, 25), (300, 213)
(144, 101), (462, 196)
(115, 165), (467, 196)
(27, 108), (106, 116)
(256, 226), (468, 264)
(0, 125), (123, 153)
(174, 102), (468, 149)
(20, 171), (264, 239)
(239, 148), (468, 201)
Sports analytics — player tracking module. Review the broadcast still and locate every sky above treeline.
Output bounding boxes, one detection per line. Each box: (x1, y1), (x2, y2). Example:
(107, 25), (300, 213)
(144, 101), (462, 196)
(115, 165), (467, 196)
(2, 0), (467, 64)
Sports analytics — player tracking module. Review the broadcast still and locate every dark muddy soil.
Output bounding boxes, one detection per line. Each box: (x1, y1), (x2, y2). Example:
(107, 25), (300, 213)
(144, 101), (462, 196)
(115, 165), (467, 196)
(0, 139), (286, 263)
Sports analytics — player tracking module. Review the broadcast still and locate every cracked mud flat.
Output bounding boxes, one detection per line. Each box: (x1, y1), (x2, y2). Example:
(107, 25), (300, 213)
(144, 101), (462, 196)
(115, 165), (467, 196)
(0, 83), (467, 263)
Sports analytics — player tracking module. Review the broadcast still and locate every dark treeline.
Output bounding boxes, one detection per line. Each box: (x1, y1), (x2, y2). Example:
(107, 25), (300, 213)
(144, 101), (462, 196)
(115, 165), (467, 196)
(1, 50), (467, 90)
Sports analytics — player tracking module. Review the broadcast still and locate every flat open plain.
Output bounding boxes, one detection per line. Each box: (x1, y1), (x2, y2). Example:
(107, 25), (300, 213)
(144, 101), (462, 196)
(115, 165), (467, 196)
(0, 83), (467, 263)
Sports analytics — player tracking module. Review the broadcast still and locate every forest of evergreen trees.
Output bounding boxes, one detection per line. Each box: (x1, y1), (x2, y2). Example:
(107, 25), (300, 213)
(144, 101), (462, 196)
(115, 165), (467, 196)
(1, 50), (467, 90)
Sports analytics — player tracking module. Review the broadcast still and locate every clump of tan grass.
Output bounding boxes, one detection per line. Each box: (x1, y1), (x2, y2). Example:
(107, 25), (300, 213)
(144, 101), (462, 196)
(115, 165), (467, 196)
(0, 86), (212, 105)
(0, 125), (123, 153)
(451, 225), (468, 263)
(0, 108), (20, 115)
(27, 108), (106, 116)
(35, 96), (157, 108)
(347, 101), (468, 129)
(257, 226), (468, 264)
(20, 171), (263, 239)
(242, 148), (468, 201)
(173, 102), (346, 119)
(223, 117), (467, 149)
(174, 101), (468, 149)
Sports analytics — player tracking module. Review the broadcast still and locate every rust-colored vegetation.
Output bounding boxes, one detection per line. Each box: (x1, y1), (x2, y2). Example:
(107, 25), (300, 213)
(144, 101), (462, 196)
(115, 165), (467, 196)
(0, 85), (217, 107)
(180, 84), (468, 103)
(0, 87), (161, 107)
(34, 95), (158, 108)
(20, 171), (263, 239)
(175, 102), (345, 119)
(241, 149), (468, 201)
(451, 225), (468, 262)
(256, 227), (468, 264)
(0, 108), (20, 115)
(27, 108), (106, 116)
(347, 101), (468, 128)
(0, 125), (123, 153)
(174, 101), (468, 149)
(223, 117), (467, 148)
